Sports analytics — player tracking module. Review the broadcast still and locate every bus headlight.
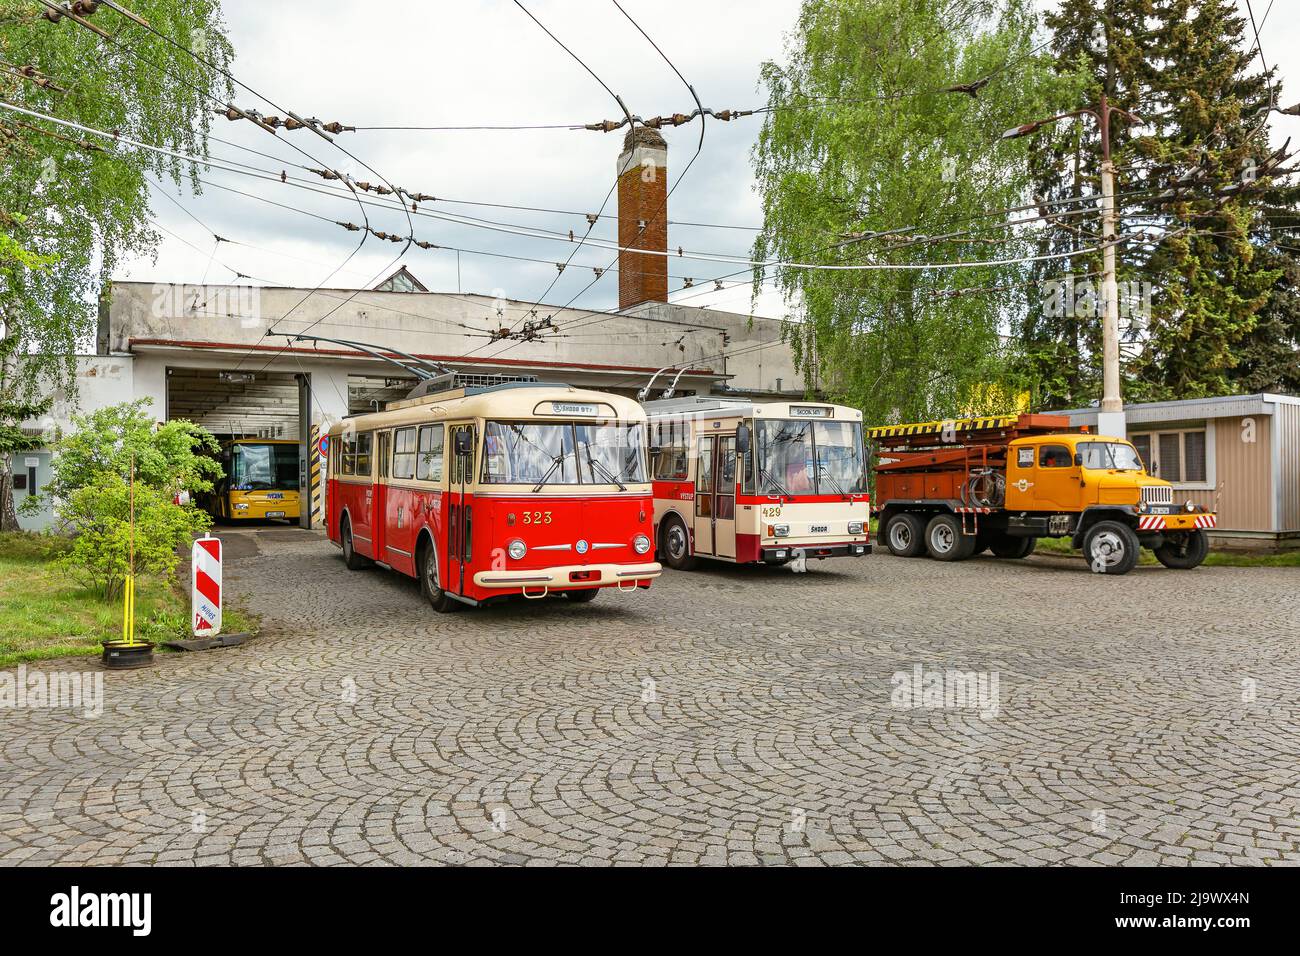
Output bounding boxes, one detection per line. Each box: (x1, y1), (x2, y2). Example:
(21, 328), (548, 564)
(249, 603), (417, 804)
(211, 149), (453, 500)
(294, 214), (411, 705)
(507, 539), (527, 560)
(848, 521), (864, 535)
(773, 524), (789, 538)
(633, 534), (651, 554)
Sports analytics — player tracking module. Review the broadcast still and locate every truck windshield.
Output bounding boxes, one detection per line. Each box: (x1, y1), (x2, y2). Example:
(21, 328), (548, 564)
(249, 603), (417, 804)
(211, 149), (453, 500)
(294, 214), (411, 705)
(1079, 441), (1144, 471)
(230, 443), (299, 491)
(482, 421), (645, 486)
(758, 419), (866, 495)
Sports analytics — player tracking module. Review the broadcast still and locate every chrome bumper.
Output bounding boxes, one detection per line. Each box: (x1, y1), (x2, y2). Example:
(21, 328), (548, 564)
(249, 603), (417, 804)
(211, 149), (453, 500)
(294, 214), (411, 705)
(473, 561), (662, 590)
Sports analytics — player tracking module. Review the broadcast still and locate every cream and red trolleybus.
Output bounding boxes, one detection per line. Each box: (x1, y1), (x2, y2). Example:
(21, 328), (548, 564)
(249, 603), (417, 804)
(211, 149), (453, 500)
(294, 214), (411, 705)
(642, 397), (871, 569)
(326, 382), (661, 610)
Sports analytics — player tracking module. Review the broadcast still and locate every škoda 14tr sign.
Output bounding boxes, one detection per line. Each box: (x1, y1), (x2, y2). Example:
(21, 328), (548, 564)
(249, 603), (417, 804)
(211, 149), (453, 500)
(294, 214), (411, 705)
(191, 536), (222, 636)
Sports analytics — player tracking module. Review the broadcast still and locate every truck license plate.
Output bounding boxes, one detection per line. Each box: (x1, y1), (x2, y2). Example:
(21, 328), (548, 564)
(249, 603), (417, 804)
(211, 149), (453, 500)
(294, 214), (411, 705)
(809, 524), (828, 533)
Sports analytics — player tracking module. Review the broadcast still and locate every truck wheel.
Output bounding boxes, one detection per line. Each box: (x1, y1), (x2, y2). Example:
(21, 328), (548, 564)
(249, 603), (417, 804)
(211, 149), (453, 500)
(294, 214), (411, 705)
(990, 534), (1036, 559)
(418, 538), (459, 612)
(884, 513), (927, 557)
(1083, 520), (1140, 575)
(1154, 530), (1209, 570)
(340, 515), (371, 571)
(925, 514), (977, 561)
(659, 515), (697, 571)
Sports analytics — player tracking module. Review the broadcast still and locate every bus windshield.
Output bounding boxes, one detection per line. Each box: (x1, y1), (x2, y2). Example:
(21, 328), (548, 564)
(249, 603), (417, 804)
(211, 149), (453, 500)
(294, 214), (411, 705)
(1079, 441), (1144, 471)
(230, 443), (300, 491)
(758, 419), (866, 495)
(482, 421), (646, 486)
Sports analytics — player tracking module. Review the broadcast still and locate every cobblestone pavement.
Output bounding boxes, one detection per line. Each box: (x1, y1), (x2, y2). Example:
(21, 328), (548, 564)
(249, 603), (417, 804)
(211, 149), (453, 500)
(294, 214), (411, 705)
(2, 527), (1298, 866)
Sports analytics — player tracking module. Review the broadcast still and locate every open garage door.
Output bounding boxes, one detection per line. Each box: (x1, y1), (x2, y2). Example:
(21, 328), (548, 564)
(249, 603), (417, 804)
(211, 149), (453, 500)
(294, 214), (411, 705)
(166, 367), (316, 528)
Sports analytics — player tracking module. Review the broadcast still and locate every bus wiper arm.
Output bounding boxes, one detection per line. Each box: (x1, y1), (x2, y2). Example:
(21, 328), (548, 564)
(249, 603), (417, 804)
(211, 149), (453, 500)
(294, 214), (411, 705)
(760, 466), (789, 497)
(532, 455), (565, 493)
(583, 447), (627, 491)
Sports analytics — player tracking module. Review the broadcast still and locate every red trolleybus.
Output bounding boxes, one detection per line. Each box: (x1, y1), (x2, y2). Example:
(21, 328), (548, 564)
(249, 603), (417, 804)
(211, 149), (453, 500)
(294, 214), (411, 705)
(643, 397), (871, 569)
(326, 383), (661, 611)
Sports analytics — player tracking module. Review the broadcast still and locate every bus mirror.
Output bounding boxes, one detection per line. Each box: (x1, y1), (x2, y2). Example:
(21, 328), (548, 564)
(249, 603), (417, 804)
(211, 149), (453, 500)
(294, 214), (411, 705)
(736, 423), (751, 455)
(454, 430), (473, 457)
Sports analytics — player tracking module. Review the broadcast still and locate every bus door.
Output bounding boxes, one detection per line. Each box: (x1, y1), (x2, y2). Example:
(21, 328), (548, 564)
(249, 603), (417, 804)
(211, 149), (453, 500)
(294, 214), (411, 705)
(694, 436), (715, 555)
(372, 430), (389, 561)
(350, 431), (376, 557)
(713, 435), (737, 559)
(446, 424), (474, 595)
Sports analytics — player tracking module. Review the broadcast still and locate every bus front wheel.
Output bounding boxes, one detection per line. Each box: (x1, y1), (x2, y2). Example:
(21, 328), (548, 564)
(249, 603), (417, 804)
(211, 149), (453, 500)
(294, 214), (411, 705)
(418, 540), (460, 613)
(659, 515), (697, 571)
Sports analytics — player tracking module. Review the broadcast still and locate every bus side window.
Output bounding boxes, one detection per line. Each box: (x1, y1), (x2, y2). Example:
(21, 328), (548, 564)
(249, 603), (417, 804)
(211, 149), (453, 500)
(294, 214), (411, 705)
(449, 425), (471, 485)
(417, 425), (444, 482)
(340, 435), (355, 476)
(392, 427), (417, 480)
(354, 432), (373, 476)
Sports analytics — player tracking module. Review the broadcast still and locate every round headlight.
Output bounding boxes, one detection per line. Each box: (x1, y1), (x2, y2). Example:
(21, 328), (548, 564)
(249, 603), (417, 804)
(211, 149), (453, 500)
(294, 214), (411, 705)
(1185, 500), (1196, 513)
(507, 539), (527, 560)
(633, 534), (651, 554)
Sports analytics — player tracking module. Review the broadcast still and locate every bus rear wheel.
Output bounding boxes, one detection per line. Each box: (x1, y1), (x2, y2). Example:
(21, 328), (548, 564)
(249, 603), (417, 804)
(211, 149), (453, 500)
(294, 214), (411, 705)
(659, 515), (697, 571)
(564, 588), (600, 603)
(340, 516), (371, 571)
(418, 539), (460, 613)
(1154, 530), (1209, 570)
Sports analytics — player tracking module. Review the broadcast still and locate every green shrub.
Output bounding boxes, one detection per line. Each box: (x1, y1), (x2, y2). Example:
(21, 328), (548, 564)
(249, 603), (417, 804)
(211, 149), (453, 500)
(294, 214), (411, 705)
(54, 473), (211, 600)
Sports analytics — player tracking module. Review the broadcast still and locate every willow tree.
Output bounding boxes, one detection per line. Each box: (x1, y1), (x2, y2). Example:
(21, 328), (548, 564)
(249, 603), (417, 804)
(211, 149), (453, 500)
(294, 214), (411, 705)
(0, 0), (234, 530)
(751, 0), (1081, 426)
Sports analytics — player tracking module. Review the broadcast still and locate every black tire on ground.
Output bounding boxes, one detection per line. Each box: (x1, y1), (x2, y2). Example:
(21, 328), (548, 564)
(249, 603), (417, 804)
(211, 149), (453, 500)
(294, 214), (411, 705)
(971, 532), (992, 556)
(564, 588), (600, 603)
(884, 513), (928, 558)
(990, 534), (1037, 559)
(340, 515), (371, 570)
(417, 538), (460, 612)
(1082, 520), (1140, 575)
(925, 513), (978, 561)
(1153, 530), (1209, 570)
(659, 515), (698, 571)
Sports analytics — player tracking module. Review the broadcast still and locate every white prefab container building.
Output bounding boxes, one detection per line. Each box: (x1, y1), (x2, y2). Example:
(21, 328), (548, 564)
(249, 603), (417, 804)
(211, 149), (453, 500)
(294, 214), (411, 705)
(1059, 393), (1300, 550)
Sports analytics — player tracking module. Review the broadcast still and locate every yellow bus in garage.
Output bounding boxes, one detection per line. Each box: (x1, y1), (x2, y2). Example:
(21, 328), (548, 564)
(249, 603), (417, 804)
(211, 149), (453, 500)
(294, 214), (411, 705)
(206, 438), (302, 522)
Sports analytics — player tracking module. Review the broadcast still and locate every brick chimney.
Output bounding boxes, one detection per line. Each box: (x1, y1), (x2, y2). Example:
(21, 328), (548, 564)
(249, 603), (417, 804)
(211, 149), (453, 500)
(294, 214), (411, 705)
(616, 126), (668, 310)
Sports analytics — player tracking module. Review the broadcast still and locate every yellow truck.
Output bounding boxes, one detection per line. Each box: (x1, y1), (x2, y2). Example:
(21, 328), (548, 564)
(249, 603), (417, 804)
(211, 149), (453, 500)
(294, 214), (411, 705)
(871, 414), (1216, 575)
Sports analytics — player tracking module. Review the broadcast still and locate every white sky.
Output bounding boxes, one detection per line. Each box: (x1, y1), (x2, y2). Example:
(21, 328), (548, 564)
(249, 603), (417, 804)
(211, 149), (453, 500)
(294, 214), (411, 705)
(117, 0), (1299, 324)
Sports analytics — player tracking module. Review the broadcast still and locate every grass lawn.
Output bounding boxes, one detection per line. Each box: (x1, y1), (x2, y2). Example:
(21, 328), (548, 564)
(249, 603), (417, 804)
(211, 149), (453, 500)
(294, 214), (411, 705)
(1032, 532), (1300, 567)
(0, 532), (258, 668)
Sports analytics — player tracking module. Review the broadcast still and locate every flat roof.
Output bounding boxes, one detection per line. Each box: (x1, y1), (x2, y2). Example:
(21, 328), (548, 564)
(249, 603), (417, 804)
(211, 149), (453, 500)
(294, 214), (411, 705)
(1056, 393), (1300, 424)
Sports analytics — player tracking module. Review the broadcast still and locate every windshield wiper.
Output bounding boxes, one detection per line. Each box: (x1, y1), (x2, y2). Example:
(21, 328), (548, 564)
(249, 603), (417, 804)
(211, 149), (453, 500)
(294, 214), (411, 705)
(582, 445), (627, 491)
(760, 465), (790, 497)
(817, 462), (850, 499)
(531, 454), (566, 493)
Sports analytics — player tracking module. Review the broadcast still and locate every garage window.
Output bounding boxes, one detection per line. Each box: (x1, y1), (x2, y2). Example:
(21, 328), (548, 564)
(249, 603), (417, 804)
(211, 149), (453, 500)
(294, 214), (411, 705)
(417, 425), (444, 482)
(1131, 428), (1207, 485)
(392, 427), (417, 480)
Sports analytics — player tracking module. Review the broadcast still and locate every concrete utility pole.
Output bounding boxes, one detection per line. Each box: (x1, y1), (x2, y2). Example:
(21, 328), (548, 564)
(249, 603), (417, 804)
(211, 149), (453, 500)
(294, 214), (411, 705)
(1097, 92), (1124, 438)
(1003, 92), (1141, 438)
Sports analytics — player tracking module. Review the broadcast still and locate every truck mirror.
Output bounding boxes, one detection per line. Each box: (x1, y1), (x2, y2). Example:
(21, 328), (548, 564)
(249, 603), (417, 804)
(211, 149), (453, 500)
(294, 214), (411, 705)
(454, 429), (472, 457)
(1074, 452), (1083, 467)
(735, 423), (751, 455)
